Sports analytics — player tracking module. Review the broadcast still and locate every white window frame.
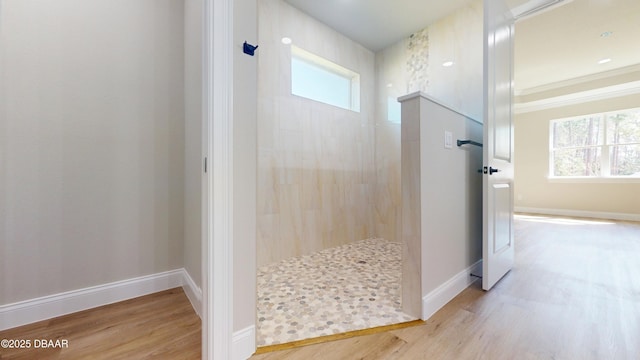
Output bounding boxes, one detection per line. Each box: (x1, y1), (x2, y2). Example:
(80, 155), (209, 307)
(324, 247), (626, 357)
(549, 108), (640, 182)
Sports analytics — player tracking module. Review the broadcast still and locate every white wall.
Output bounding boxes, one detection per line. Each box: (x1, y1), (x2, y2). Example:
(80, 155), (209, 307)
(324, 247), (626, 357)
(0, 0), (185, 305)
(400, 94), (483, 316)
(427, 0), (483, 121)
(418, 100), (483, 295)
(515, 93), (640, 217)
(184, 0), (203, 292)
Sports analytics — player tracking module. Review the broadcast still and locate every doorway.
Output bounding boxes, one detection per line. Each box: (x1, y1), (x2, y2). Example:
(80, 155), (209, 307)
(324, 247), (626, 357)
(252, 0), (492, 348)
(217, 0), (522, 357)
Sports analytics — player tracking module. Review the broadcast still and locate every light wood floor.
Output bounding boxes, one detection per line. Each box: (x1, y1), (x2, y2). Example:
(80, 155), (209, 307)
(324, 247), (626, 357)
(2, 216), (638, 359)
(250, 216), (640, 359)
(0, 288), (200, 360)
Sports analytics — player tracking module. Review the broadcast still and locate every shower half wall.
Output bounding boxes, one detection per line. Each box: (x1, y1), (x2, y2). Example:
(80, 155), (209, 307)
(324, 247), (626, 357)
(257, 0), (377, 266)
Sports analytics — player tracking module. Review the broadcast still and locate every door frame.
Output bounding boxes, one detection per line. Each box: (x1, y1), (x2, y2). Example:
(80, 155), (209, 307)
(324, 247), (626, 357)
(202, 0), (235, 359)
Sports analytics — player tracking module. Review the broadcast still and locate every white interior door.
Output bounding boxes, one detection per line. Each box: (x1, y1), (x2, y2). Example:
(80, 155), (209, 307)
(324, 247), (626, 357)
(482, 0), (515, 291)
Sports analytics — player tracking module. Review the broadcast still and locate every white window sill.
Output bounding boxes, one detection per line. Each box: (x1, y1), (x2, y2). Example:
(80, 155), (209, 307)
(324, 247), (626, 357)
(548, 176), (640, 184)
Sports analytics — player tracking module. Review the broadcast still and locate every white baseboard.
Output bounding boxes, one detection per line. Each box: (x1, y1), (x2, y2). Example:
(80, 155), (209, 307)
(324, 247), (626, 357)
(422, 260), (482, 321)
(232, 325), (256, 360)
(181, 269), (202, 318)
(515, 207), (640, 222)
(0, 268), (201, 331)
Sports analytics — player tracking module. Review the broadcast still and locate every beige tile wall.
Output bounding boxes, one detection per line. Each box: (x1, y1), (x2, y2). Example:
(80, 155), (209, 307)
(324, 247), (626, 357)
(257, 0), (376, 267)
(373, 0), (483, 245)
(257, 0), (484, 267)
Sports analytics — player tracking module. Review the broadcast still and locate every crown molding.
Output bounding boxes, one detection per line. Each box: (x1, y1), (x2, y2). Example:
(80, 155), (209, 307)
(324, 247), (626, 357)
(514, 80), (640, 114)
(515, 64), (640, 97)
(511, 0), (573, 21)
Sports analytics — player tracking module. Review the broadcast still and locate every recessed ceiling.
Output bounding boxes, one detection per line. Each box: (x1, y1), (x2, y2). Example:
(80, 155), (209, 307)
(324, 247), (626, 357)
(514, 0), (640, 91)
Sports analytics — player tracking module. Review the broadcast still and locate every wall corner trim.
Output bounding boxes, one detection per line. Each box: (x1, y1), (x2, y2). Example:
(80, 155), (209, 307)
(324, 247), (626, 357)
(0, 269), (200, 331)
(232, 325), (256, 360)
(182, 269), (203, 318)
(422, 260), (482, 320)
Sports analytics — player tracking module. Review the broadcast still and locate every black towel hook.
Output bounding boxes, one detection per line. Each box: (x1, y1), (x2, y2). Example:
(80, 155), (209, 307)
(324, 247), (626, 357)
(243, 41), (258, 56)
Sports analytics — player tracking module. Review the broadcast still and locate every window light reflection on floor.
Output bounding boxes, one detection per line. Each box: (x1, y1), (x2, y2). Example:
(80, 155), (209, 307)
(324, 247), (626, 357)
(514, 214), (615, 225)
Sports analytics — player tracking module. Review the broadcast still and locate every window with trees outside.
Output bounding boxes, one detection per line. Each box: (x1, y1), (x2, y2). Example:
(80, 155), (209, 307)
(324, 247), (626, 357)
(550, 108), (640, 178)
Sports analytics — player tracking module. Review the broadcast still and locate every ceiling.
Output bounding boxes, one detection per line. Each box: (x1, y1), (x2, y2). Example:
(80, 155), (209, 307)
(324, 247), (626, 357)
(284, 0), (640, 93)
(514, 0), (640, 91)
(284, 0), (476, 52)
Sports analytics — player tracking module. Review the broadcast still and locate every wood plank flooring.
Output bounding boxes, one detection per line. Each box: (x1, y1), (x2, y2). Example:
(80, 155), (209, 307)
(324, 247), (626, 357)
(2, 216), (638, 359)
(0, 288), (200, 360)
(251, 216), (640, 359)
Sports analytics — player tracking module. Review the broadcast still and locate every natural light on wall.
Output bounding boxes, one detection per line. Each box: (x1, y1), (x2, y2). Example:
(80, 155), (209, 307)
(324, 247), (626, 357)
(387, 97), (401, 123)
(291, 45), (360, 112)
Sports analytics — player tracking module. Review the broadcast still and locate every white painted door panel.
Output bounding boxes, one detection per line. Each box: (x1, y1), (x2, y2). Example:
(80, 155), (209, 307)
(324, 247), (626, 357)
(482, 0), (515, 291)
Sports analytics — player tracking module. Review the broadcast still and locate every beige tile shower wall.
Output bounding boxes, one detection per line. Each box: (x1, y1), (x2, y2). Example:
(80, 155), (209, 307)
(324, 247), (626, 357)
(427, 0), (483, 121)
(374, 0), (483, 243)
(374, 27), (435, 245)
(257, 0), (376, 267)
(374, 39), (409, 244)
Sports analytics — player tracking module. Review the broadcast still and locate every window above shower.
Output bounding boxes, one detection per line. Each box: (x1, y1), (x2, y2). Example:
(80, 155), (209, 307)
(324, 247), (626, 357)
(290, 45), (361, 112)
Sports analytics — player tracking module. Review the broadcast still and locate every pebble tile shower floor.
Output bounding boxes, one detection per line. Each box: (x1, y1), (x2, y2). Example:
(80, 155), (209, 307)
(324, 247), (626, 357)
(256, 238), (416, 346)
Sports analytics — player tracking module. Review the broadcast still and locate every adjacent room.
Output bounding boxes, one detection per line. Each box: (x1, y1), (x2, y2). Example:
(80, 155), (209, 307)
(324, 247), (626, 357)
(513, 0), (640, 218)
